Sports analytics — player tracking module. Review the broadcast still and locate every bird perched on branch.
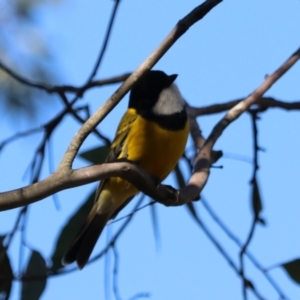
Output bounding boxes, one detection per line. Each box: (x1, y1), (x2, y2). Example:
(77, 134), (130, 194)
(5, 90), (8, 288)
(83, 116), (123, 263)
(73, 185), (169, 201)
(62, 70), (189, 269)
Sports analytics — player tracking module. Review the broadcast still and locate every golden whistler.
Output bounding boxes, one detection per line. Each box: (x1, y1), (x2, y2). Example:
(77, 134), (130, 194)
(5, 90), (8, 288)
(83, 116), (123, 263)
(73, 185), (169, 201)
(62, 70), (189, 269)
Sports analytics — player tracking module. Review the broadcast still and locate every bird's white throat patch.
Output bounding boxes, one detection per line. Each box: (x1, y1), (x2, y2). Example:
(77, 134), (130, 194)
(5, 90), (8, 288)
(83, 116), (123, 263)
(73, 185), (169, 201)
(152, 84), (185, 116)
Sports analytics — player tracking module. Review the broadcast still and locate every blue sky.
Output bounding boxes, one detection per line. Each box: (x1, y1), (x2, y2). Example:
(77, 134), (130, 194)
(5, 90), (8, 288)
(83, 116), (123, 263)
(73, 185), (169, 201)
(1, 0), (300, 299)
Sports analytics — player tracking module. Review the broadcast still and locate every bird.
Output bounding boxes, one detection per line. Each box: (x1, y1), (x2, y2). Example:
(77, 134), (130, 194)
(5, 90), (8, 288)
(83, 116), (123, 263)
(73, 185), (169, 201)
(62, 70), (189, 269)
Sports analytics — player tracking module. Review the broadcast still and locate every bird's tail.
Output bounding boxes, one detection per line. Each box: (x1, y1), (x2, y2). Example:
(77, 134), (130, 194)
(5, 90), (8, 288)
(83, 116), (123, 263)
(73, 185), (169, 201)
(62, 207), (110, 269)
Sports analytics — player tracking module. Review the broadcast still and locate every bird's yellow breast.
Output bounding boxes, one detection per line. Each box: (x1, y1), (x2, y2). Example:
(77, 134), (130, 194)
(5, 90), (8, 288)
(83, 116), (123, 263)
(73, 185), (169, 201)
(123, 109), (189, 180)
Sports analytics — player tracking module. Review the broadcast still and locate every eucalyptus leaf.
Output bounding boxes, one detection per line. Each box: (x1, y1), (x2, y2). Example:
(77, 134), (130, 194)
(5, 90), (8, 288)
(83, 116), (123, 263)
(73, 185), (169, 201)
(21, 250), (47, 300)
(282, 259), (300, 285)
(0, 236), (13, 300)
(79, 146), (110, 164)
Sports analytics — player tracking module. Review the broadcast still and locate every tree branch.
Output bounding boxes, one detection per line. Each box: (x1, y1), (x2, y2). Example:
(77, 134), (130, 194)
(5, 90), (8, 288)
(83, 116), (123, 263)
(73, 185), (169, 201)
(0, 162), (174, 211)
(0, 59), (131, 96)
(188, 97), (300, 117)
(85, 0), (121, 83)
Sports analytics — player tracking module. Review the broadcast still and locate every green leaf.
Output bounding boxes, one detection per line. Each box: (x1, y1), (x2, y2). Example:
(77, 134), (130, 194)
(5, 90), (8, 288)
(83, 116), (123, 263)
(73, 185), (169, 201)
(79, 146), (110, 164)
(0, 236), (13, 300)
(21, 250), (47, 300)
(282, 259), (300, 285)
(174, 164), (185, 188)
(251, 178), (262, 218)
(50, 190), (95, 271)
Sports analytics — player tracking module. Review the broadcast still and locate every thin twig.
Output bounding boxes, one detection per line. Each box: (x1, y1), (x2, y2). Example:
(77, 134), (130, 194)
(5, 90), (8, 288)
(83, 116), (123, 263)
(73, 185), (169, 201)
(86, 0), (121, 83)
(47, 137), (61, 210)
(0, 127), (42, 151)
(104, 225), (112, 300)
(112, 245), (122, 300)
(18, 206), (29, 275)
(240, 112), (261, 299)
(186, 103), (206, 149)
(240, 218), (257, 300)
(127, 293), (150, 300)
(3, 207), (26, 250)
(0, 58), (130, 95)
(108, 201), (155, 225)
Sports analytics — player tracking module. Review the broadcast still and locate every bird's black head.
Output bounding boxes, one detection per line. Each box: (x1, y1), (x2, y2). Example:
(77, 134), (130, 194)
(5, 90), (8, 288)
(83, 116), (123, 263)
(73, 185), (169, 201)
(128, 70), (177, 113)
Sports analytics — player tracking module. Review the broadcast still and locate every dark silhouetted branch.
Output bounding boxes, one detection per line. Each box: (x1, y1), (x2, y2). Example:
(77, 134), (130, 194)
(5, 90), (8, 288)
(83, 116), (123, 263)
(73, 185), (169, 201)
(189, 97), (300, 117)
(186, 203), (266, 300)
(86, 0), (122, 83)
(201, 198), (287, 299)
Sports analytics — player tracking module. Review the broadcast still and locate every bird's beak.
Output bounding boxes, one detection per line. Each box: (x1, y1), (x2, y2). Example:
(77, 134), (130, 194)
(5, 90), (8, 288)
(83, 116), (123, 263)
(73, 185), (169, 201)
(168, 74), (178, 84)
